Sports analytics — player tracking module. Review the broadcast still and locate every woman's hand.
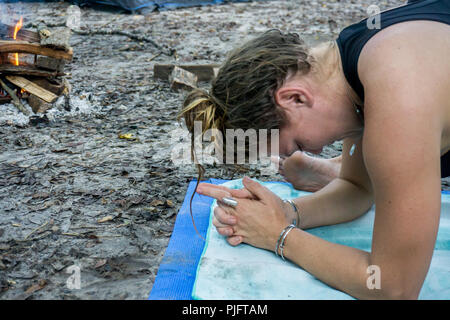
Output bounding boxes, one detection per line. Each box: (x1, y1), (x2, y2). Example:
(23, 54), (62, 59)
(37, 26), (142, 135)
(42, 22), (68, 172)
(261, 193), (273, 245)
(196, 182), (254, 245)
(197, 177), (292, 250)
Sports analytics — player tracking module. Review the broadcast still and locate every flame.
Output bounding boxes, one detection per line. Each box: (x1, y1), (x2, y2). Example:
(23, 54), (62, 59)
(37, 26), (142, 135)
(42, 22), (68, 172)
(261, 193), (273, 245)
(13, 17), (23, 66)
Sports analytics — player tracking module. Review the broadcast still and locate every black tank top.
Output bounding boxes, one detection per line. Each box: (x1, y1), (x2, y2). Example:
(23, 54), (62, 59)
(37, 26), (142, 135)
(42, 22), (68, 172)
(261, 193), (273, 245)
(336, 0), (450, 177)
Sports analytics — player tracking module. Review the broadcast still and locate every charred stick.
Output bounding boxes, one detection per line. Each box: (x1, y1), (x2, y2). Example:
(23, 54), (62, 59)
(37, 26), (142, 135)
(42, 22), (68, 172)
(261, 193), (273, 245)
(0, 78), (29, 115)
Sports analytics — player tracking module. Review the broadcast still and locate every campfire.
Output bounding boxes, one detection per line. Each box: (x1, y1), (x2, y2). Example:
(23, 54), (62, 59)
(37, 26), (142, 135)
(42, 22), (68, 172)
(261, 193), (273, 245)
(0, 18), (72, 115)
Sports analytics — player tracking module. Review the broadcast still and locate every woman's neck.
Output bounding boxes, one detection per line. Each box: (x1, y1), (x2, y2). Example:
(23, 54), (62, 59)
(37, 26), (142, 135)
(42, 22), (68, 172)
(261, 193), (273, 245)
(310, 41), (362, 106)
(310, 41), (365, 136)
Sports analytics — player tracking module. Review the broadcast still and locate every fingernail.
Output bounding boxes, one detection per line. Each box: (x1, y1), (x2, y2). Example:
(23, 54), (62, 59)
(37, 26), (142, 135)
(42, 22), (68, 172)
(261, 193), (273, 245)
(233, 237), (242, 245)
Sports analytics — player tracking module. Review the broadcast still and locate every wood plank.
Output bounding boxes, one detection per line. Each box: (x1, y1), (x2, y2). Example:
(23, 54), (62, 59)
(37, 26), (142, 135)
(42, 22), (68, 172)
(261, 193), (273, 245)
(0, 65), (57, 77)
(0, 41), (72, 60)
(154, 64), (221, 81)
(169, 66), (198, 92)
(0, 23), (40, 43)
(27, 94), (53, 113)
(29, 78), (66, 96)
(35, 56), (66, 72)
(6, 76), (58, 103)
(40, 27), (71, 52)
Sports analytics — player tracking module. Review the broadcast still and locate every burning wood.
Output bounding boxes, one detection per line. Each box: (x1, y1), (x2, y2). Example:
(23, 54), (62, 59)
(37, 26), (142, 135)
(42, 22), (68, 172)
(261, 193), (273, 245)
(0, 78), (29, 115)
(38, 27), (72, 52)
(0, 65), (57, 77)
(0, 18), (72, 115)
(0, 41), (73, 60)
(6, 76), (57, 103)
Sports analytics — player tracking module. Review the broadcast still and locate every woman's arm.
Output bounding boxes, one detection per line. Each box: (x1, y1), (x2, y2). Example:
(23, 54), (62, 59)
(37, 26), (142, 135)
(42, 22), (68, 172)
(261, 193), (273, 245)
(290, 137), (374, 229)
(282, 103), (441, 300)
(283, 23), (444, 299)
(206, 22), (445, 299)
(239, 80), (442, 299)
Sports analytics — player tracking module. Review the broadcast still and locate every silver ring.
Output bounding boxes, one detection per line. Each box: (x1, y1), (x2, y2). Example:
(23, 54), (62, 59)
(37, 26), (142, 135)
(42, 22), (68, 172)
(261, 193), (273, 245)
(221, 197), (238, 208)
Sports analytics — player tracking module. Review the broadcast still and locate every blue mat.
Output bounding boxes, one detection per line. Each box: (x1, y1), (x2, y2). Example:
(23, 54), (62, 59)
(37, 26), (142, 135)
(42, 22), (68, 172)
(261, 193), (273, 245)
(149, 178), (228, 300)
(149, 180), (450, 300)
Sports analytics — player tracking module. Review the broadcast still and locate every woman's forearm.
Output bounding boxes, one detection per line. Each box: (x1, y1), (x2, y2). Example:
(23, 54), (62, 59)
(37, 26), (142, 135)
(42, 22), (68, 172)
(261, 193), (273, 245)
(282, 227), (382, 299)
(293, 177), (374, 229)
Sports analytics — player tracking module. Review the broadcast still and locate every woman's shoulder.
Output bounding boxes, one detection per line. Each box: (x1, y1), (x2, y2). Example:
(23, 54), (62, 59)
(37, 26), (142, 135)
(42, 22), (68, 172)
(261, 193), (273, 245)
(358, 20), (450, 88)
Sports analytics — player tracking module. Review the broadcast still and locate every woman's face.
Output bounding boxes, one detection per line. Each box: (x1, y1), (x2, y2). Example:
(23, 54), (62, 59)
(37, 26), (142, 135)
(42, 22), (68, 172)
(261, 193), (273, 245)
(278, 119), (328, 157)
(272, 65), (364, 157)
(276, 98), (342, 157)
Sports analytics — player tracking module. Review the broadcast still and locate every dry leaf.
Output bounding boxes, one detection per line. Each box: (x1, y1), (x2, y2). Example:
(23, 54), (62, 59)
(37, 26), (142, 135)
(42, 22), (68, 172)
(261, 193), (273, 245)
(25, 279), (47, 294)
(166, 200), (174, 207)
(94, 259), (107, 269)
(150, 200), (164, 206)
(97, 215), (114, 223)
(118, 133), (137, 140)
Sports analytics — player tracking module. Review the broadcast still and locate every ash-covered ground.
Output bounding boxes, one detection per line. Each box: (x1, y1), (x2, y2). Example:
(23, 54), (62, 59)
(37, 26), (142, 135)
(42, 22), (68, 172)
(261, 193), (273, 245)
(0, 0), (446, 299)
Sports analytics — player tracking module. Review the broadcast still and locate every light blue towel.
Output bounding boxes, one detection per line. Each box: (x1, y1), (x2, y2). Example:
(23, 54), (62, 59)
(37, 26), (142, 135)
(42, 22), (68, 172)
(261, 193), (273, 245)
(192, 179), (450, 299)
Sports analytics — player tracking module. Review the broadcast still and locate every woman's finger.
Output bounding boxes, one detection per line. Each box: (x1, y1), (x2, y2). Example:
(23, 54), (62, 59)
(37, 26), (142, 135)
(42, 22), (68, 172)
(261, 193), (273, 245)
(214, 206), (237, 226)
(202, 183), (254, 200)
(242, 176), (275, 201)
(227, 235), (243, 246)
(216, 226), (234, 237)
(196, 183), (232, 201)
(229, 187), (254, 199)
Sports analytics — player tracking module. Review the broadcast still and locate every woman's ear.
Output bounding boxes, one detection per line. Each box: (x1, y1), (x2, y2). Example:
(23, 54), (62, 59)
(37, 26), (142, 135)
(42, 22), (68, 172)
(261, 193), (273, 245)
(274, 86), (313, 111)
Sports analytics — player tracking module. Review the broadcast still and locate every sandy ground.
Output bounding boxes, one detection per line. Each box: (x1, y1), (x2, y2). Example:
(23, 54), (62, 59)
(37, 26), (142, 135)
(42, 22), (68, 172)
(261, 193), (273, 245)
(0, 0), (447, 300)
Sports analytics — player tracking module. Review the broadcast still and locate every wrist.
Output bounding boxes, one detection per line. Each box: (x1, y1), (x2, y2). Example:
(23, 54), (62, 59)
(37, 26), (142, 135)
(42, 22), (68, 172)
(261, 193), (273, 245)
(283, 199), (300, 227)
(275, 223), (296, 260)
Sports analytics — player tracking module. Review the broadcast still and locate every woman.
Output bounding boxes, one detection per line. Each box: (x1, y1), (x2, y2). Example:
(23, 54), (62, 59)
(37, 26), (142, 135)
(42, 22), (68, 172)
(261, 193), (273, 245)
(179, 0), (450, 299)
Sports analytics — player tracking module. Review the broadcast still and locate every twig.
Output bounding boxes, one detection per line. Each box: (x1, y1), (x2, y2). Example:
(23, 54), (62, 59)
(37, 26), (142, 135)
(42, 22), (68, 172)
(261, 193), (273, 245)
(71, 29), (174, 56)
(24, 19), (173, 55)
(61, 232), (121, 239)
(61, 232), (81, 237)
(147, 52), (162, 62)
(0, 78), (30, 115)
(24, 220), (51, 241)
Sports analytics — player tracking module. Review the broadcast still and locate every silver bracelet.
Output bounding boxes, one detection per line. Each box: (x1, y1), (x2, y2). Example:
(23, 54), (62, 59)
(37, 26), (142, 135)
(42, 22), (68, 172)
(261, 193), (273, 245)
(275, 224), (296, 258)
(275, 226), (288, 257)
(279, 224), (296, 261)
(284, 199), (300, 227)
